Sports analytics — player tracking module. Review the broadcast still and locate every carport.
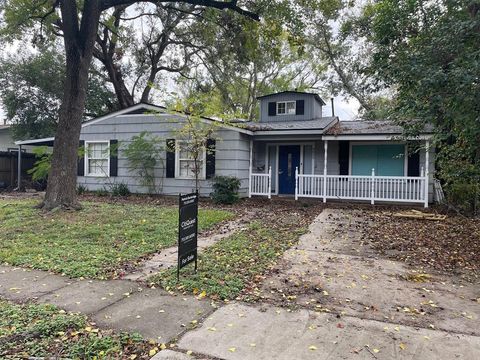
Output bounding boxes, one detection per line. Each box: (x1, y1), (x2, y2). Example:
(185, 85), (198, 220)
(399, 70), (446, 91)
(14, 137), (54, 190)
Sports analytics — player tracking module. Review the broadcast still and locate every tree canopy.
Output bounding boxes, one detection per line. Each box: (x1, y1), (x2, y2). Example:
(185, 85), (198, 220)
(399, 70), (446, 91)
(355, 0), (480, 214)
(0, 47), (116, 140)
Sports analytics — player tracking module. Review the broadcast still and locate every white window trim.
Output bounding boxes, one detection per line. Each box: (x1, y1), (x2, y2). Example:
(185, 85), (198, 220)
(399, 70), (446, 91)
(84, 140), (110, 178)
(174, 140), (207, 180)
(276, 101), (296, 116)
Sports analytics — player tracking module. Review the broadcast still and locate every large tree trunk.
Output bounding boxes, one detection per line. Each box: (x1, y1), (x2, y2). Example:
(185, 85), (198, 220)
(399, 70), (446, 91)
(43, 0), (101, 210)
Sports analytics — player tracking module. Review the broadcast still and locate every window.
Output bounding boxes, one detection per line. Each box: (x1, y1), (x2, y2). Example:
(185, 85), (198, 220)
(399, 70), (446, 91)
(175, 141), (206, 179)
(277, 101), (296, 115)
(85, 141), (110, 177)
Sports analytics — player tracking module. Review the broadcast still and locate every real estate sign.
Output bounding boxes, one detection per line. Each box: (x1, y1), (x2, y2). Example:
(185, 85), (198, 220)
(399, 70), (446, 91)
(177, 192), (198, 279)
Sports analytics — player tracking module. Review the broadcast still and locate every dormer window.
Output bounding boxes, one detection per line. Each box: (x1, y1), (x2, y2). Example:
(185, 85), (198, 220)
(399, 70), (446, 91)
(277, 101), (296, 115)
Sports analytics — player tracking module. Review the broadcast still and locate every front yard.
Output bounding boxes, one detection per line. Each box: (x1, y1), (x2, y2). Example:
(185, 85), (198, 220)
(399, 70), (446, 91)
(0, 300), (158, 358)
(0, 199), (232, 279)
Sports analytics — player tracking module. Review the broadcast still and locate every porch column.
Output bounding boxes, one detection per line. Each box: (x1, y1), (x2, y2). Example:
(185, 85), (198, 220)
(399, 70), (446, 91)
(323, 140), (328, 203)
(16, 145), (22, 191)
(424, 140), (430, 208)
(248, 140), (253, 198)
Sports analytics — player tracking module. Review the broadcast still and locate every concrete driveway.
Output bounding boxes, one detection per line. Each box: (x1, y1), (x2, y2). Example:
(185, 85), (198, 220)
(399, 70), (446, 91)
(174, 209), (480, 359)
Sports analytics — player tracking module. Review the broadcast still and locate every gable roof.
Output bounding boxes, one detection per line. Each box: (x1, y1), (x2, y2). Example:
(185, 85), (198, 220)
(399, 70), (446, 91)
(256, 91), (326, 106)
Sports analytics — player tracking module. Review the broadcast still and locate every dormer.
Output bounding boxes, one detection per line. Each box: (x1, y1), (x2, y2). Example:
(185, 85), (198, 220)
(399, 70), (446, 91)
(257, 91), (326, 122)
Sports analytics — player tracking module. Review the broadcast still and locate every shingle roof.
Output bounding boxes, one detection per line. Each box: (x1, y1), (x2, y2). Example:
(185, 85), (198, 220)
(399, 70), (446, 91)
(325, 120), (434, 135)
(242, 117), (337, 131)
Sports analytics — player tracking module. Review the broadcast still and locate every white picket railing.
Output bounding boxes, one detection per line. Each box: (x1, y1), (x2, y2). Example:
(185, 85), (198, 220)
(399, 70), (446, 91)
(249, 166), (271, 198)
(296, 167), (429, 207)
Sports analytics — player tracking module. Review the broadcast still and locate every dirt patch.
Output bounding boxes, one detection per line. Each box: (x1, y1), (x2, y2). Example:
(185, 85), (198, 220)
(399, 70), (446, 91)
(361, 210), (480, 279)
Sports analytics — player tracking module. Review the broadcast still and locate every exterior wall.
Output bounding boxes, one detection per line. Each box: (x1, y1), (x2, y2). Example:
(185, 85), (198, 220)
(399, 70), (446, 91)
(259, 93), (322, 122)
(77, 113), (251, 197)
(0, 129), (15, 151)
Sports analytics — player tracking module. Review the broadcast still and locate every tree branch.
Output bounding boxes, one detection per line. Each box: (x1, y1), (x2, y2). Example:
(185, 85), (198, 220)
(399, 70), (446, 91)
(100, 0), (259, 20)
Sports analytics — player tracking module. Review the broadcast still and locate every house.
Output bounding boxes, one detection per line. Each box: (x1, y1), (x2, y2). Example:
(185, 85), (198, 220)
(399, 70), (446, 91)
(15, 91), (435, 206)
(0, 125), (15, 151)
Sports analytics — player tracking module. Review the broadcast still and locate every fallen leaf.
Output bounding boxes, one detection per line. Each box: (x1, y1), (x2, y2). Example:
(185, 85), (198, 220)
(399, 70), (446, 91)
(309, 345), (317, 351)
(399, 343), (406, 350)
(228, 347), (236, 352)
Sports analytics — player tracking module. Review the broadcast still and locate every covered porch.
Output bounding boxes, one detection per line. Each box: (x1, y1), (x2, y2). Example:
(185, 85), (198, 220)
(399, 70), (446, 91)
(248, 134), (433, 207)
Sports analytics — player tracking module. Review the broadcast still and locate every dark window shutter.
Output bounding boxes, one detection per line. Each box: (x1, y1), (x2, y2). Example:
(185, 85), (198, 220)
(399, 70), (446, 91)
(78, 140), (85, 176)
(109, 139), (118, 177)
(296, 100), (305, 115)
(206, 139), (216, 179)
(268, 102), (276, 116)
(166, 139), (175, 178)
(338, 141), (349, 175)
(408, 150), (420, 177)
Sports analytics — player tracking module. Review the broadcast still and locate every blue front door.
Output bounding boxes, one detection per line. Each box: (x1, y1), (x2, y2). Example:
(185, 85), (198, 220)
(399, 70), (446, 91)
(278, 145), (300, 194)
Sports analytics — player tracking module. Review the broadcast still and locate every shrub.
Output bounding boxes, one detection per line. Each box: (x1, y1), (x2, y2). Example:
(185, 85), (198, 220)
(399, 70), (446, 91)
(28, 146), (51, 181)
(124, 132), (162, 193)
(211, 176), (241, 204)
(445, 181), (479, 216)
(111, 183), (131, 197)
(94, 187), (109, 197)
(77, 185), (87, 195)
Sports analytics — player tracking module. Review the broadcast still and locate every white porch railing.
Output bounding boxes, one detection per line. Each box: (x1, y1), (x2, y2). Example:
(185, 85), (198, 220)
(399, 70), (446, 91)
(249, 166), (271, 198)
(296, 167), (429, 207)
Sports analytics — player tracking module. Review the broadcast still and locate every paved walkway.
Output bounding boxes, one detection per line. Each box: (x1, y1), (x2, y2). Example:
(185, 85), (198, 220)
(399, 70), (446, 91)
(0, 266), (213, 342)
(178, 303), (480, 360)
(124, 210), (256, 281)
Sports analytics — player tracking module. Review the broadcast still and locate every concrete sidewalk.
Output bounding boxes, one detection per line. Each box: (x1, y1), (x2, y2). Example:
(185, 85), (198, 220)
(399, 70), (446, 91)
(0, 266), (213, 342)
(177, 302), (480, 360)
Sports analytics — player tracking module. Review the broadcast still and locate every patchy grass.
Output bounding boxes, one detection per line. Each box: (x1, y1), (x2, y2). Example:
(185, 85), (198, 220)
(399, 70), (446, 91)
(0, 300), (159, 358)
(0, 199), (232, 279)
(151, 217), (309, 300)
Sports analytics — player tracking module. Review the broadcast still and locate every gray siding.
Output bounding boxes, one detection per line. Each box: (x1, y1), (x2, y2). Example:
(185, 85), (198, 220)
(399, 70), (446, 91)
(0, 129), (15, 151)
(259, 94), (322, 122)
(77, 114), (251, 197)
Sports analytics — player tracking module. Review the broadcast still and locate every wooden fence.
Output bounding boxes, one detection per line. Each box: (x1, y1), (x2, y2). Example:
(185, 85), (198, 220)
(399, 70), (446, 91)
(0, 151), (37, 189)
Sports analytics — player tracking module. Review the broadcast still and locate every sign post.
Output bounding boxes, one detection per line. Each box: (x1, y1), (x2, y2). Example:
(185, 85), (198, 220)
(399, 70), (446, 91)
(177, 192), (198, 281)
